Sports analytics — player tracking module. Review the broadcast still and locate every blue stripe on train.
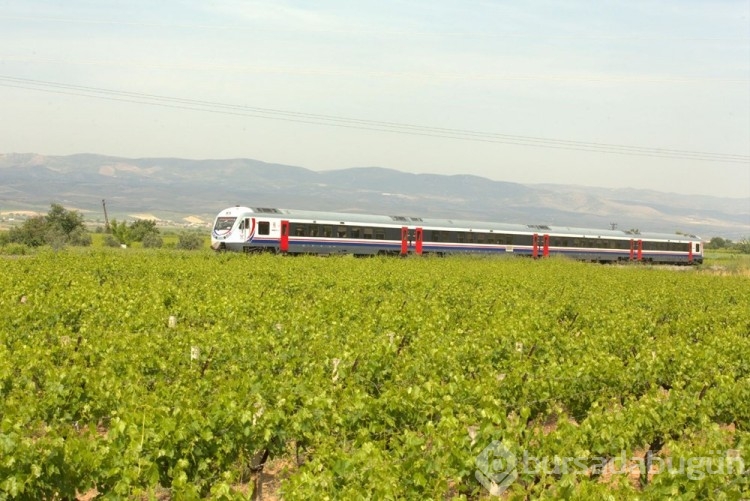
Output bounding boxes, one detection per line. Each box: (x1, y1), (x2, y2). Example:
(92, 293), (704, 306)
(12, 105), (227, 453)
(243, 238), (694, 259)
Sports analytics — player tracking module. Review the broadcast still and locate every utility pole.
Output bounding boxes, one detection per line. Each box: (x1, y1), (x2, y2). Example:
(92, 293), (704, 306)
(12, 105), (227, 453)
(610, 222), (618, 231)
(102, 199), (110, 233)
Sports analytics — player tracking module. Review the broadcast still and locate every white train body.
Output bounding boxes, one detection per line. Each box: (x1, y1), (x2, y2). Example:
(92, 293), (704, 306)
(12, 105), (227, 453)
(211, 205), (703, 264)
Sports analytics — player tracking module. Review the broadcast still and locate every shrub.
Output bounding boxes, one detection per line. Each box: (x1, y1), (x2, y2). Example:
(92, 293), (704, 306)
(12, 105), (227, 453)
(46, 228), (68, 251)
(176, 233), (203, 250)
(67, 227), (92, 247)
(142, 233), (164, 249)
(0, 243), (29, 255)
(104, 234), (121, 248)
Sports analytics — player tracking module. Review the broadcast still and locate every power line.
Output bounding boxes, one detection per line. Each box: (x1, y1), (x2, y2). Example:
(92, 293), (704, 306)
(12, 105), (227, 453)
(1, 75), (748, 164)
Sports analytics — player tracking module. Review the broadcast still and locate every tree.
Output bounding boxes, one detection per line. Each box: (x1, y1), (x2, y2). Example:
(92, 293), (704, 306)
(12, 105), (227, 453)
(735, 238), (750, 254)
(708, 237), (727, 249)
(8, 204), (90, 248)
(109, 219), (132, 246)
(47, 203), (84, 235)
(129, 219), (159, 242)
(8, 216), (48, 247)
(108, 219), (160, 246)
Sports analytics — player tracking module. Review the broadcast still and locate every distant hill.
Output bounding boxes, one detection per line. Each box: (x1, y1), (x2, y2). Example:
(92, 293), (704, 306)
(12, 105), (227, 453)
(1, 153), (748, 239)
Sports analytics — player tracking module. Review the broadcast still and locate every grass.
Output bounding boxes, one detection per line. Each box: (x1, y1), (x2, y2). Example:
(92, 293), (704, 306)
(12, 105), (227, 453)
(701, 251), (750, 276)
(87, 231), (211, 249)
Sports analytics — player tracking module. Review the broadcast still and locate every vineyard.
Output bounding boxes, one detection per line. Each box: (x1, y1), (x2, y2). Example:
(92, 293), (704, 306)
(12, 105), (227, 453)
(1, 250), (749, 499)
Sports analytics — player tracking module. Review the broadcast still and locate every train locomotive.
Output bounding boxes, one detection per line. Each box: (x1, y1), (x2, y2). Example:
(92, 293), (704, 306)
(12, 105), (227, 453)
(211, 205), (703, 265)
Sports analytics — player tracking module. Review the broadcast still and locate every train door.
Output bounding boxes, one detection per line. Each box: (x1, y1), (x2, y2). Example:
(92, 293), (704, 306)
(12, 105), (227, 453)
(280, 220), (289, 253)
(532, 233), (539, 258)
(414, 227), (423, 256)
(400, 227), (408, 256)
(629, 239), (643, 261)
(543, 234), (550, 258)
(239, 217), (252, 242)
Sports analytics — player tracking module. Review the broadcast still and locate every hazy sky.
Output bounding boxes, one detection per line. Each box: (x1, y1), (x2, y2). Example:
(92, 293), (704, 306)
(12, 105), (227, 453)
(1, 1), (749, 198)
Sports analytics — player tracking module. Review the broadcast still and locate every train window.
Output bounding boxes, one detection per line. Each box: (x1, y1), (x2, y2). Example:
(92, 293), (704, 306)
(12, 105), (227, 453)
(309, 225), (319, 237)
(350, 227), (361, 238)
(258, 221), (270, 235)
(375, 229), (385, 240)
(696, 243), (700, 253)
(337, 226), (347, 238)
(457, 233), (465, 243)
(476, 233), (485, 244)
(431, 231), (440, 242)
(323, 226), (332, 238)
(514, 234), (533, 246)
(214, 217), (236, 231)
(238, 219), (245, 230)
(295, 225), (305, 237)
(363, 228), (373, 239)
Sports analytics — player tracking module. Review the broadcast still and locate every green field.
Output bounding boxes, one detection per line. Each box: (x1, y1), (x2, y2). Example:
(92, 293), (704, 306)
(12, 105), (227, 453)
(1, 250), (749, 499)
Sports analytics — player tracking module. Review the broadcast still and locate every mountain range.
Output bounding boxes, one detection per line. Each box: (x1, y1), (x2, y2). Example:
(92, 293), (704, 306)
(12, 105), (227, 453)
(1, 153), (748, 239)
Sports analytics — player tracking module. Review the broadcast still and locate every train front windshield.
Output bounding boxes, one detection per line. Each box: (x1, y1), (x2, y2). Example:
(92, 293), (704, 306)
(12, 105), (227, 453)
(214, 217), (236, 231)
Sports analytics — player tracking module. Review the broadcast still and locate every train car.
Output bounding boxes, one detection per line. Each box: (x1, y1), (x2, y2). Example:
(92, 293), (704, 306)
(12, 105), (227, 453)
(211, 205), (703, 265)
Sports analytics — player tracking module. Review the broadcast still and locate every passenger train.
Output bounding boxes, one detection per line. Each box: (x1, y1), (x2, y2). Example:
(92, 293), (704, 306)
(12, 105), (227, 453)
(211, 205), (703, 264)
